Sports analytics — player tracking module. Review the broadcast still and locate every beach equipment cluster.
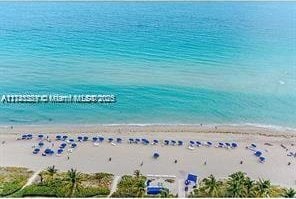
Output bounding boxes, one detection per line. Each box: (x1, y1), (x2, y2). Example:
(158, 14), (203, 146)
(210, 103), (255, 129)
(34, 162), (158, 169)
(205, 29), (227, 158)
(246, 144), (266, 163)
(17, 133), (248, 161)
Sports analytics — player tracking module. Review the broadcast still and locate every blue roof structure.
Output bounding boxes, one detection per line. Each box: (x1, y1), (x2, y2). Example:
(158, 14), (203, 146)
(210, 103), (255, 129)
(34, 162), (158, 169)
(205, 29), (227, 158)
(187, 174), (198, 184)
(147, 186), (163, 195)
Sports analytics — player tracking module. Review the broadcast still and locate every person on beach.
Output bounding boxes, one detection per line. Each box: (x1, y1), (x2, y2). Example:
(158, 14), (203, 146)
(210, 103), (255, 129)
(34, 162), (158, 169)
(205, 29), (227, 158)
(204, 161), (207, 165)
(140, 161), (143, 166)
(67, 155), (70, 160)
(288, 162), (291, 166)
(109, 157), (112, 162)
(174, 160), (178, 164)
(240, 160), (243, 165)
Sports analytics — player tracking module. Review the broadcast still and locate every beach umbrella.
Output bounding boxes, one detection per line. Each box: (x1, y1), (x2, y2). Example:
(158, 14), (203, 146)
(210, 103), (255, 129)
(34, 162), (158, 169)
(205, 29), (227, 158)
(164, 140), (169, 145)
(92, 137), (98, 142)
(231, 143), (238, 148)
(153, 152), (160, 159)
(254, 151), (262, 157)
(225, 143), (231, 147)
(190, 141), (195, 145)
(99, 137), (104, 142)
(207, 141), (212, 146)
(77, 136), (83, 140)
(28, 134), (33, 138)
(251, 144), (257, 148)
(44, 148), (52, 154)
(219, 142), (224, 145)
(153, 139), (159, 144)
(62, 135), (68, 140)
(171, 140), (176, 145)
(108, 138), (114, 142)
(135, 138), (141, 143)
(60, 143), (67, 148)
(117, 138), (122, 143)
(57, 149), (63, 154)
(178, 140), (183, 146)
(69, 138), (75, 142)
(71, 143), (77, 148)
(83, 136), (88, 141)
(38, 134), (44, 139)
(33, 148), (40, 154)
(196, 141), (202, 145)
(22, 135), (27, 139)
(38, 142), (44, 147)
(259, 156), (265, 162)
(129, 138), (134, 143)
(56, 135), (61, 140)
(42, 153), (46, 156)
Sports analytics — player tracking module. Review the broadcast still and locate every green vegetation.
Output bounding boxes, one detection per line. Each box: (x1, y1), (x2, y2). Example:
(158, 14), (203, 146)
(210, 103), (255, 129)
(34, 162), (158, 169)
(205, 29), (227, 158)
(189, 171), (295, 198)
(0, 167), (33, 197)
(111, 170), (146, 197)
(11, 166), (113, 197)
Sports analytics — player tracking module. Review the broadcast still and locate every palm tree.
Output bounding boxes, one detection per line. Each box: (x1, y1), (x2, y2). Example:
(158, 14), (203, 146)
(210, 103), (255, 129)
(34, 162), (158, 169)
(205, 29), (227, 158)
(46, 165), (57, 179)
(133, 170), (141, 178)
(200, 174), (223, 197)
(244, 177), (255, 197)
(66, 168), (82, 197)
(282, 188), (296, 198)
(255, 179), (272, 197)
(226, 171), (247, 197)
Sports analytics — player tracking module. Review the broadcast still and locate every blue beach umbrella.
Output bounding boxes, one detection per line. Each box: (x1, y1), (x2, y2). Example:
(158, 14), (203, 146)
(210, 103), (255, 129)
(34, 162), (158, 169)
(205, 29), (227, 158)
(129, 138), (134, 143)
(99, 137), (104, 142)
(57, 149), (63, 154)
(254, 151), (262, 157)
(92, 137), (98, 142)
(207, 141), (212, 146)
(71, 143), (77, 148)
(231, 143), (238, 148)
(153, 153), (160, 159)
(189, 141), (195, 145)
(251, 144), (257, 148)
(38, 134), (44, 139)
(77, 136), (83, 141)
(196, 141), (202, 145)
(153, 139), (159, 144)
(225, 143), (231, 147)
(108, 138), (113, 142)
(117, 138), (122, 143)
(33, 148), (40, 154)
(164, 140), (169, 145)
(171, 140), (176, 145)
(60, 143), (67, 148)
(56, 135), (61, 140)
(62, 135), (68, 140)
(135, 138), (141, 143)
(69, 138), (75, 142)
(38, 142), (44, 147)
(178, 140), (183, 146)
(259, 156), (266, 162)
(83, 136), (88, 141)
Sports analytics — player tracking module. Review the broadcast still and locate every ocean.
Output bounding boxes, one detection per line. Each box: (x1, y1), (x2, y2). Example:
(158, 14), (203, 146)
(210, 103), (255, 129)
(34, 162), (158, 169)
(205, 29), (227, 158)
(0, 2), (295, 127)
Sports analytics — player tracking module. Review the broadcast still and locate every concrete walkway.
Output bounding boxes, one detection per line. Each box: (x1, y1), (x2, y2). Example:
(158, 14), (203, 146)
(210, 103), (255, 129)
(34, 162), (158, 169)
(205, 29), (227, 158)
(178, 178), (185, 198)
(21, 169), (42, 190)
(108, 175), (121, 197)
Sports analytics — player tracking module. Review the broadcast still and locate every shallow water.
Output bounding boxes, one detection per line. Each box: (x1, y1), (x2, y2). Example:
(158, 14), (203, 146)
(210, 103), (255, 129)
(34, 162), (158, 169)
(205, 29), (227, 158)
(0, 2), (295, 127)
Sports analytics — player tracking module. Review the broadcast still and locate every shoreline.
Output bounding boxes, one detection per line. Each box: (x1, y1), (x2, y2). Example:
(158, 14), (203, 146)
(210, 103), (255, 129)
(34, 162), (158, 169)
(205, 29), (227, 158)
(1, 123), (296, 138)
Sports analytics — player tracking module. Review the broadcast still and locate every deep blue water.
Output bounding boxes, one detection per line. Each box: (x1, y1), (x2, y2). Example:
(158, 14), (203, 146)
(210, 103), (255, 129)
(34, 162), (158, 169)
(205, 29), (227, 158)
(0, 2), (295, 127)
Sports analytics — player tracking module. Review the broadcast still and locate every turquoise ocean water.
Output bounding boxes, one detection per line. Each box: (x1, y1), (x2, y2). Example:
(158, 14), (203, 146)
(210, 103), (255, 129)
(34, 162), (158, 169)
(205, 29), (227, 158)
(0, 2), (295, 127)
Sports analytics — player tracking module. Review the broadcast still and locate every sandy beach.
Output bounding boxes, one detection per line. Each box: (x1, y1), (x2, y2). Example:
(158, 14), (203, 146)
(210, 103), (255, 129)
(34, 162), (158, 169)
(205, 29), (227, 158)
(0, 124), (295, 188)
